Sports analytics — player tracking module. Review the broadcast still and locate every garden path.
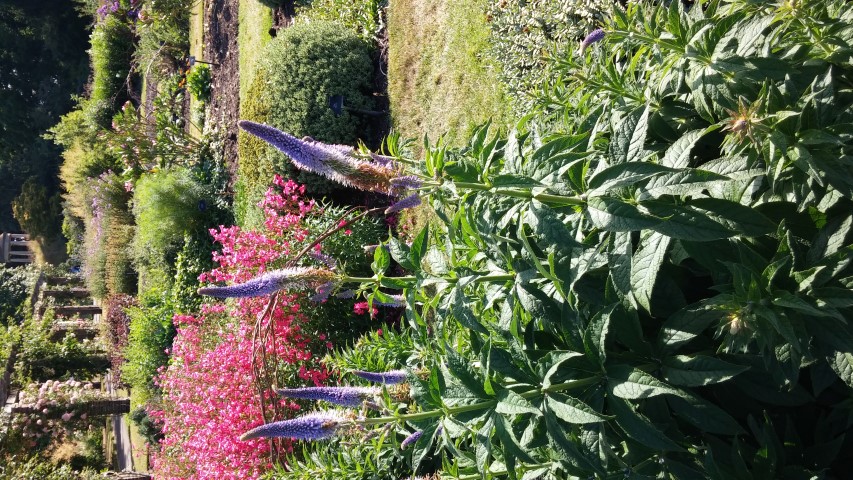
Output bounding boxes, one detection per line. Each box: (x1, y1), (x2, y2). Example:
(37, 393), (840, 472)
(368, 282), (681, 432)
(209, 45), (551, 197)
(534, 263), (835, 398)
(205, 0), (241, 180)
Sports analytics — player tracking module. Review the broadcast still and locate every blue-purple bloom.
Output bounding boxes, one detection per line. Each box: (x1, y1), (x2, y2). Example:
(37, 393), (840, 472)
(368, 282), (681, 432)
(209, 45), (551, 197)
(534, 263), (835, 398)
(310, 251), (337, 270)
(385, 194), (422, 214)
(580, 28), (606, 52)
(353, 369), (408, 384)
(275, 386), (380, 407)
(309, 281), (335, 303)
(390, 175), (423, 190)
(239, 121), (400, 194)
(401, 430), (423, 449)
(335, 289), (355, 299)
(240, 411), (347, 441)
(197, 267), (337, 298)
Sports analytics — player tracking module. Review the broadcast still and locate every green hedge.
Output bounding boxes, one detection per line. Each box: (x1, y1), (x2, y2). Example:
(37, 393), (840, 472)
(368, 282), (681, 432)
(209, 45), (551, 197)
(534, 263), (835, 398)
(87, 16), (134, 128)
(239, 21), (374, 196)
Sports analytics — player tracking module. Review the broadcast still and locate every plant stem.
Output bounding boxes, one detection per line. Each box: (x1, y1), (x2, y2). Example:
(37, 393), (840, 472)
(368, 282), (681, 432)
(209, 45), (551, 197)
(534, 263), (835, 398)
(357, 376), (599, 426)
(451, 182), (585, 206)
(341, 274), (516, 288)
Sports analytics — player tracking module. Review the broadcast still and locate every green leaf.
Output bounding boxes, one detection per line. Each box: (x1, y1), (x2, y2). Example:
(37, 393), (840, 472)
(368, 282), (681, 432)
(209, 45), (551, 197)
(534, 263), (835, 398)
(583, 309), (611, 368)
(662, 355), (748, 386)
(388, 236), (414, 271)
(371, 241), (390, 275)
(631, 231), (672, 313)
(667, 392), (744, 435)
(772, 291), (837, 318)
(588, 162), (674, 193)
(493, 413), (537, 466)
(607, 396), (684, 451)
(658, 303), (725, 355)
(642, 200), (736, 241)
(829, 351), (853, 388)
(474, 414), (495, 474)
(410, 224), (429, 270)
(445, 345), (490, 398)
(608, 364), (681, 399)
(544, 413), (604, 475)
(545, 393), (608, 424)
(410, 422), (440, 473)
(522, 201), (580, 255)
(689, 198), (776, 237)
(495, 388), (539, 416)
(636, 168), (731, 200)
(608, 232), (634, 304)
(660, 129), (707, 168)
(586, 196), (659, 232)
(609, 105), (651, 165)
(444, 287), (488, 334)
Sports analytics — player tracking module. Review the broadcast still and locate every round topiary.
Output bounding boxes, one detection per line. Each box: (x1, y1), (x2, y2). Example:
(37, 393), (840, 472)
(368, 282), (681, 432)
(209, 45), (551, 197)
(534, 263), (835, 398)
(240, 21), (375, 195)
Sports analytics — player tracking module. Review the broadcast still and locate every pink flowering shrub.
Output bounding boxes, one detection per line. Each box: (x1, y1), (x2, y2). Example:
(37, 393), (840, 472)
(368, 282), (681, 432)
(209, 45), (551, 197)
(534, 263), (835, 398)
(151, 177), (342, 479)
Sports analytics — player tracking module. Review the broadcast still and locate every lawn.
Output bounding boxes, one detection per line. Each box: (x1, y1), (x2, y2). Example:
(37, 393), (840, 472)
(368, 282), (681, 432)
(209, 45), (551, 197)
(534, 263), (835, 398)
(387, 0), (511, 147)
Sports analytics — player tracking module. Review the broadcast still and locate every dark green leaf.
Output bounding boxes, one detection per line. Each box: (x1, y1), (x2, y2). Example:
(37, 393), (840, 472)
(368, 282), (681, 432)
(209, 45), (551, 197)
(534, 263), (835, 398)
(828, 351), (853, 388)
(609, 105), (650, 165)
(495, 388), (539, 416)
(545, 393), (608, 424)
(689, 198), (776, 237)
(658, 302), (724, 356)
(371, 241), (390, 275)
(608, 364), (681, 399)
(660, 129), (706, 168)
(588, 162), (674, 193)
(544, 413), (605, 475)
(631, 231), (672, 313)
(494, 413), (537, 465)
(410, 224), (429, 270)
(607, 396), (684, 451)
(586, 196), (659, 232)
(662, 355), (748, 386)
(445, 345), (490, 398)
(668, 392), (744, 435)
(388, 236), (414, 271)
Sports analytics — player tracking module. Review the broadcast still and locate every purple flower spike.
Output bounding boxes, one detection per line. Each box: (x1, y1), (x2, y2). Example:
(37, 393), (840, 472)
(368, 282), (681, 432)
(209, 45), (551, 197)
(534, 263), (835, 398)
(401, 430), (423, 449)
(580, 28), (606, 52)
(390, 175), (423, 190)
(310, 252), (337, 270)
(198, 267), (337, 298)
(309, 281), (335, 303)
(353, 369), (408, 384)
(240, 411), (347, 441)
(335, 289), (355, 299)
(275, 386), (380, 407)
(239, 121), (399, 194)
(385, 194), (422, 214)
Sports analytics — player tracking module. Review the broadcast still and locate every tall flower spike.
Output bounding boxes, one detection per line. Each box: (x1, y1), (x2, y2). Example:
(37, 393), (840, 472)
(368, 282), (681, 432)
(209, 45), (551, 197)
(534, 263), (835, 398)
(385, 194), (422, 214)
(353, 369), (407, 384)
(309, 281), (335, 303)
(401, 430), (422, 449)
(580, 28), (606, 53)
(240, 411), (347, 441)
(275, 386), (380, 408)
(390, 175), (423, 190)
(197, 267), (337, 298)
(239, 120), (400, 194)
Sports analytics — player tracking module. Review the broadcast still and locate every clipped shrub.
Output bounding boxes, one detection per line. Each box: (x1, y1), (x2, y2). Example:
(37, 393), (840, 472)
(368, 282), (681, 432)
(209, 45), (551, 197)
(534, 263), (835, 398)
(87, 15), (134, 128)
(239, 21), (374, 195)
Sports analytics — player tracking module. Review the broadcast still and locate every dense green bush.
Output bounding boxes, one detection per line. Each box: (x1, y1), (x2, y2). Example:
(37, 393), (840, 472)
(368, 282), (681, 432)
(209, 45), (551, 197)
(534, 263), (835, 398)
(186, 64), (212, 103)
(16, 313), (108, 383)
(12, 177), (63, 240)
(239, 21), (374, 195)
(122, 286), (177, 406)
(131, 167), (212, 269)
(0, 265), (38, 326)
(87, 16), (134, 128)
(134, 0), (193, 80)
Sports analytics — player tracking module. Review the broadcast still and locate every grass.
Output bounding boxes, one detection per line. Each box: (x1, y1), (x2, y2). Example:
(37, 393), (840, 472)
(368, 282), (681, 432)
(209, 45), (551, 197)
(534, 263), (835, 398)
(238, 0), (274, 101)
(387, 0), (511, 148)
(188, 0), (206, 138)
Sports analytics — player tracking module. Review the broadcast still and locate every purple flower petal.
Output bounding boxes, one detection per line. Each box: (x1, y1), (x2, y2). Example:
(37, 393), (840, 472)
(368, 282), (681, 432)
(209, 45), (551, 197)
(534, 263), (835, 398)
(275, 386), (380, 407)
(240, 412), (347, 441)
(385, 194), (422, 214)
(197, 267), (337, 298)
(401, 430), (423, 449)
(580, 28), (606, 52)
(353, 369), (408, 384)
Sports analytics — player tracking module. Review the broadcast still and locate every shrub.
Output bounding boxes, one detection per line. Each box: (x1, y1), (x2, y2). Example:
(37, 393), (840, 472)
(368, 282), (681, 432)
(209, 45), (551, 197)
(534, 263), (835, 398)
(103, 294), (135, 384)
(131, 167), (211, 269)
(239, 21), (374, 195)
(0, 265), (38, 326)
(87, 16), (134, 128)
(186, 64), (212, 103)
(296, 0), (387, 42)
(121, 286), (177, 406)
(12, 177), (63, 240)
(133, 0), (193, 80)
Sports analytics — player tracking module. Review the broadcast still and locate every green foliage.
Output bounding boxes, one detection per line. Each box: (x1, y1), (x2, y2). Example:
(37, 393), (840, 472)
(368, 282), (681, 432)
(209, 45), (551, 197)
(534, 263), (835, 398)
(133, 0), (193, 80)
(239, 21), (374, 195)
(87, 16), (134, 128)
(131, 167), (211, 269)
(0, 454), (99, 480)
(186, 64), (212, 103)
(0, 265), (38, 326)
(486, 0), (615, 113)
(17, 313), (108, 383)
(12, 177), (63, 240)
(130, 405), (164, 445)
(288, 1), (853, 477)
(121, 286), (177, 405)
(296, 0), (387, 42)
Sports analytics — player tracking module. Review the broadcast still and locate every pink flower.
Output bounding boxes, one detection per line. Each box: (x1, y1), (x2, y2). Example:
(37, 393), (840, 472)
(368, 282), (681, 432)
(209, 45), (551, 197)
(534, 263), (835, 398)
(61, 412), (73, 421)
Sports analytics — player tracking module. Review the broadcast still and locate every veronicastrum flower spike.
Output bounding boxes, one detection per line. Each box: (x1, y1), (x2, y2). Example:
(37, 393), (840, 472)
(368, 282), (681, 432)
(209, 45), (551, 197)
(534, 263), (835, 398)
(580, 28), (606, 53)
(308, 281), (335, 303)
(353, 369), (407, 384)
(275, 386), (381, 408)
(385, 194), (422, 214)
(239, 120), (400, 194)
(198, 267), (337, 298)
(240, 411), (348, 441)
(401, 430), (422, 449)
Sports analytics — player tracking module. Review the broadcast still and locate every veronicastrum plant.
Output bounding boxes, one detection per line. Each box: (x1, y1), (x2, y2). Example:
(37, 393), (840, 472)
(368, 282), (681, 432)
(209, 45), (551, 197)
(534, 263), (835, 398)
(197, 0), (853, 478)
